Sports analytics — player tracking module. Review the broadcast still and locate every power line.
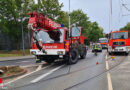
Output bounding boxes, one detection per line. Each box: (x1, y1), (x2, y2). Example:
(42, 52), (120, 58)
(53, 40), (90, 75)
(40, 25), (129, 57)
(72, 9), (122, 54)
(122, 4), (130, 12)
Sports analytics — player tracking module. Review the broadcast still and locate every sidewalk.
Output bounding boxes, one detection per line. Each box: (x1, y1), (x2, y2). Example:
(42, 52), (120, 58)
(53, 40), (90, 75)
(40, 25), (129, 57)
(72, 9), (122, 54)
(0, 55), (35, 62)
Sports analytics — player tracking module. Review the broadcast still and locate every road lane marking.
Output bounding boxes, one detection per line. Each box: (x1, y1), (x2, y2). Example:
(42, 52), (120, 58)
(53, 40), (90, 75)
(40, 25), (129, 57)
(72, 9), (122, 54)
(5, 64), (51, 85)
(107, 72), (113, 90)
(106, 54), (113, 90)
(31, 65), (64, 83)
(106, 61), (109, 70)
(16, 61), (31, 63)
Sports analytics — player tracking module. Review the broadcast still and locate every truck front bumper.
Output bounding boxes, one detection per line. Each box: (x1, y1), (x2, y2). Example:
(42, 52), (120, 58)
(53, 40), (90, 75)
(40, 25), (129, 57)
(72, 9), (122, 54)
(108, 46), (129, 53)
(30, 49), (66, 55)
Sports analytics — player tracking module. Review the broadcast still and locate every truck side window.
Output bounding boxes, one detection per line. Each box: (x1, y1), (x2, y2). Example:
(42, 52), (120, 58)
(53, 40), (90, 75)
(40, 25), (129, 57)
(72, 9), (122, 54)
(128, 31), (130, 38)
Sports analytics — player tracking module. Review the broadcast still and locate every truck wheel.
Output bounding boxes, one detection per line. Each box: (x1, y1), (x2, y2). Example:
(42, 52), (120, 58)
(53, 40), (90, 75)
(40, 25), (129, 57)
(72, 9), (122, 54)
(45, 59), (54, 64)
(109, 52), (112, 55)
(100, 50), (102, 52)
(80, 48), (87, 59)
(68, 49), (79, 64)
(125, 52), (128, 56)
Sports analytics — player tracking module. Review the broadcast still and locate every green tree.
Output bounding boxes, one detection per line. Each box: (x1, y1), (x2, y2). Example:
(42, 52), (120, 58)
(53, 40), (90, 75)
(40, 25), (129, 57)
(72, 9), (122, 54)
(120, 22), (130, 32)
(70, 10), (104, 44)
(33, 0), (63, 21)
(0, 0), (33, 49)
(56, 11), (69, 27)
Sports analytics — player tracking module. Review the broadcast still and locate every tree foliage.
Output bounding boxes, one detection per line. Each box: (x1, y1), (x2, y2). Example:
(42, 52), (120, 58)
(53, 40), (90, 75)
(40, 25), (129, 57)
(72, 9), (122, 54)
(0, 0), (104, 50)
(0, 0), (33, 49)
(33, 0), (63, 21)
(120, 22), (130, 32)
(70, 9), (104, 44)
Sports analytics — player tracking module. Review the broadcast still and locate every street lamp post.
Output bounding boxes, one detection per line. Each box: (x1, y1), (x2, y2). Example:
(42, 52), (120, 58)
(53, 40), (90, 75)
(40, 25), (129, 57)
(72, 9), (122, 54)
(69, 0), (71, 37)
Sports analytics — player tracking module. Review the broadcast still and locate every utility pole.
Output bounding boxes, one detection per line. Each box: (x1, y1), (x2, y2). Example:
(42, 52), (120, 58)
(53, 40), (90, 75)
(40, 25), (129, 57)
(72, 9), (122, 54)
(109, 0), (113, 32)
(69, 0), (71, 37)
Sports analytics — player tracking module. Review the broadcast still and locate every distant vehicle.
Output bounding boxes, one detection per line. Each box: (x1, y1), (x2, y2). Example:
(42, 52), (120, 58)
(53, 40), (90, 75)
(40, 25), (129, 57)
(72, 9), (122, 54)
(99, 38), (108, 49)
(108, 30), (130, 55)
(92, 43), (102, 52)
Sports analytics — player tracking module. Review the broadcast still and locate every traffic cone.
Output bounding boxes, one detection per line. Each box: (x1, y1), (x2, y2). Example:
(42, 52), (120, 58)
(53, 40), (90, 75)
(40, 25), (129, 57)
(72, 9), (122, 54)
(0, 77), (4, 89)
(96, 62), (99, 65)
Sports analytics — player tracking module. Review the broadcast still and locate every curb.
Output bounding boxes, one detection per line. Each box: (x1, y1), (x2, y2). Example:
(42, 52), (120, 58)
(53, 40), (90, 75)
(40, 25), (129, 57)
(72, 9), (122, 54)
(2, 69), (27, 80)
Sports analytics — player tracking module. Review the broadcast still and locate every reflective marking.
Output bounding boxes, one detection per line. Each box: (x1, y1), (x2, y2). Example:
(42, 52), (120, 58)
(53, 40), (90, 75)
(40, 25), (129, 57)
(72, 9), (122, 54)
(31, 65), (64, 83)
(106, 61), (109, 70)
(107, 72), (113, 90)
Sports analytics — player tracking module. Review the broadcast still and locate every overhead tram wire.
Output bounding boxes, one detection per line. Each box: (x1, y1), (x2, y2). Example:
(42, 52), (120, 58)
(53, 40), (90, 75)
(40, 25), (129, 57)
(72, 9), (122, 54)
(121, 0), (130, 16)
(118, 0), (123, 27)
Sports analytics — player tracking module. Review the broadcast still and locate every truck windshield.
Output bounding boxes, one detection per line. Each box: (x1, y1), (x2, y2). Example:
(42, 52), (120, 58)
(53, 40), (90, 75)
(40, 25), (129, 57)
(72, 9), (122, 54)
(112, 32), (128, 39)
(99, 40), (108, 43)
(33, 29), (64, 43)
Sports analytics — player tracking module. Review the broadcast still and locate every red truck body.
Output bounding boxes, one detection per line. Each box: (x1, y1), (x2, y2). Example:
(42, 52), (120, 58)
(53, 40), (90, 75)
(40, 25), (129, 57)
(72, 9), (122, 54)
(108, 30), (130, 55)
(27, 12), (87, 64)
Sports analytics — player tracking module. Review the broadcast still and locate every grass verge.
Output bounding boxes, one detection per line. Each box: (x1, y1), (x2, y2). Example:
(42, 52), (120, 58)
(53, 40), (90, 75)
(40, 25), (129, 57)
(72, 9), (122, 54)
(0, 49), (30, 57)
(0, 66), (24, 77)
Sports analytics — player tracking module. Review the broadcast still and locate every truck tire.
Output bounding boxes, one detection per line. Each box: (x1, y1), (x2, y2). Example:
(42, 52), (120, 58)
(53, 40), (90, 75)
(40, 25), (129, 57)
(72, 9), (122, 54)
(80, 48), (87, 59)
(68, 49), (79, 64)
(100, 50), (102, 52)
(45, 59), (54, 64)
(125, 52), (128, 56)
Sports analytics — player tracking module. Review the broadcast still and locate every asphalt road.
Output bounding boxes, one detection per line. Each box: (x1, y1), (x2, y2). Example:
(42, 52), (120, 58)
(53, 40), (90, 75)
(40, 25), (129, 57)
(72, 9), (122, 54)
(1, 50), (130, 90)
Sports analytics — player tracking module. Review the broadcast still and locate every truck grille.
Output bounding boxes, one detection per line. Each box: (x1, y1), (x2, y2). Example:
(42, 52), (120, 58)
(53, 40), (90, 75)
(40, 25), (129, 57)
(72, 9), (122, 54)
(113, 42), (125, 46)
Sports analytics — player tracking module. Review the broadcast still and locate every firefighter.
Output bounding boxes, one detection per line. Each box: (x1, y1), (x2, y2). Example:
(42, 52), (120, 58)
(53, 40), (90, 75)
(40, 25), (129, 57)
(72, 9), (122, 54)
(92, 43), (99, 55)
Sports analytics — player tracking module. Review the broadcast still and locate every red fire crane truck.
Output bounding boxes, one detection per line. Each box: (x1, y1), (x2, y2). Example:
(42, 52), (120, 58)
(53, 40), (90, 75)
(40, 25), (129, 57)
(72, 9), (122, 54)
(27, 12), (87, 64)
(108, 30), (130, 55)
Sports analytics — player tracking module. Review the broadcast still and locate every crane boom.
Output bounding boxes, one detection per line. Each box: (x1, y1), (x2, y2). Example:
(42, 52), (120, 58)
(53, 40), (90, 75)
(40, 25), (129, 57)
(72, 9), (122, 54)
(27, 12), (61, 32)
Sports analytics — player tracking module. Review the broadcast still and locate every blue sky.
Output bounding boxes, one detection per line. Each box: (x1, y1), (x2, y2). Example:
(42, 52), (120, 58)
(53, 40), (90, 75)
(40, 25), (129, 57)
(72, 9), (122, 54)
(59, 0), (130, 33)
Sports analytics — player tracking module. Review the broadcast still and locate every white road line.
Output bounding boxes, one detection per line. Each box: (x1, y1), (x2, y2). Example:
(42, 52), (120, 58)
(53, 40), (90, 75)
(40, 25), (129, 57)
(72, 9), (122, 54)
(106, 61), (109, 70)
(106, 54), (113, 90)
(5, 65), (51, 85)
(16, 61), (31, 63)
(107, 72), (113, 90)
(31, 65), (64, 83)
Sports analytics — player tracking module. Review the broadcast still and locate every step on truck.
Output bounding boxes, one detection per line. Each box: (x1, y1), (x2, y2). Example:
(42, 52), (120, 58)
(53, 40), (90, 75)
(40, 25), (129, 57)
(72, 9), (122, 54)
(27, 12), (87, 64)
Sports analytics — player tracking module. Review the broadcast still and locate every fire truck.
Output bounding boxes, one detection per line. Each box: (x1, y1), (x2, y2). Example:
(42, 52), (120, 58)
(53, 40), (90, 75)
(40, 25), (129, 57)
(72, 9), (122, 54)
(108, 30), (130, 55)
(27, 12), (87, 64)
(99, 38), (108, 49)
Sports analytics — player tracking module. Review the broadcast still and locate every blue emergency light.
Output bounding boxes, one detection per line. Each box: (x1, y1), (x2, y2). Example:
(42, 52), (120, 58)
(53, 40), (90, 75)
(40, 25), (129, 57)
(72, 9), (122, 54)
(61, 24), (64, 27)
